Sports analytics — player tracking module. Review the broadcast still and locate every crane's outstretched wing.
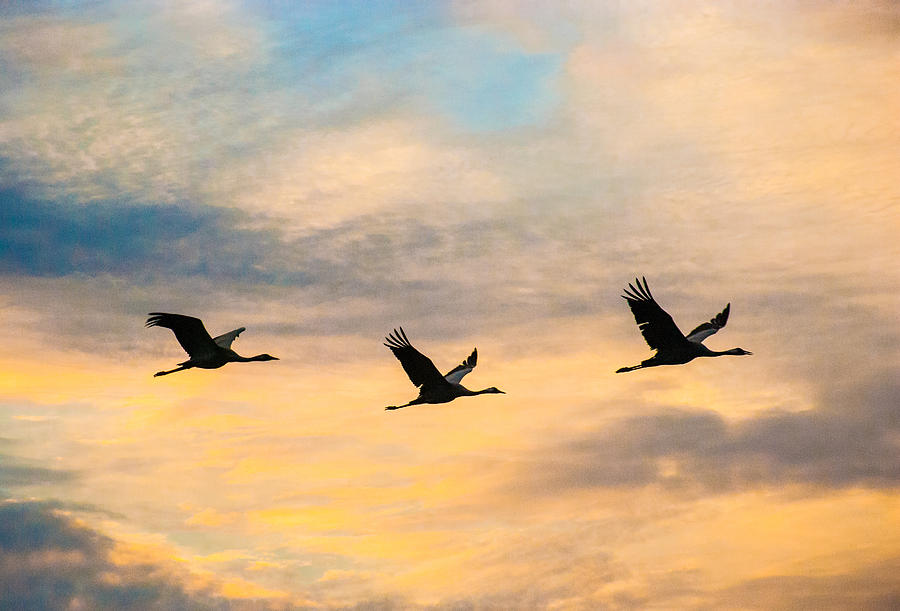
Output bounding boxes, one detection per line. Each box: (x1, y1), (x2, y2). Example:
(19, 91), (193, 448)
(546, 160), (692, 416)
(621, 277), (686, 350)
(686, 304), (730, 344)
(384, 327), (446, 390)
(146, 313), (218, 359)
(213, 327), (245, 349)
(444, 348), (477, 384)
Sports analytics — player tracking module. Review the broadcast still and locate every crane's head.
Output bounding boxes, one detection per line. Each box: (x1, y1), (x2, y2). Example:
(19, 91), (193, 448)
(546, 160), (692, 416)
(483, 386), (505, 394)
(729, 348), (752, 356)
(253, 353), (279, 361)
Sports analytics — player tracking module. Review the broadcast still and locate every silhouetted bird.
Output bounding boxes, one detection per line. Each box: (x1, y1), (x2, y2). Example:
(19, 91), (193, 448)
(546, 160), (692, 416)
(383, 327), (504, 410)
(146, 313), (278, 377)
(616, 277), (751, 373)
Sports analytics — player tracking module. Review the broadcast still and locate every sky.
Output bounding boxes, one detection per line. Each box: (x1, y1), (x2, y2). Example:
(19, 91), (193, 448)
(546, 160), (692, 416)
(1, 0), (898, 609)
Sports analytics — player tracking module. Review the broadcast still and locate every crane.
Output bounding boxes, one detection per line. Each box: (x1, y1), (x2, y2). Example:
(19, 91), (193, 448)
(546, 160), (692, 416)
(383, 327), (504, 410)
(616, 277), (751, 372)
(146, 312), (278, 377)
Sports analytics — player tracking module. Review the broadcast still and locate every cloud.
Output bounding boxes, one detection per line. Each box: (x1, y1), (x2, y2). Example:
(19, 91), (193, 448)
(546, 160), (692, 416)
(0, 184), (620, 355)
(0, 493), (619, 611)
(0, 499), (294, 611)
(214, 119), (514, 228)
(0, 454), (73, 489)
(0, 2), (562, 213)
(0, 3), (897, 609)
(528, 372), (900, 494)
(0, 187), (304, 284)
(713, 557), (900, 611)
(0, 2), (273, 204)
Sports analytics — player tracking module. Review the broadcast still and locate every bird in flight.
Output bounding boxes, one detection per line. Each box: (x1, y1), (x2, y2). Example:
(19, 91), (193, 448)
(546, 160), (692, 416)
(146, 313), (278, 377)
(383, 327), (504, 410)
(616, 277), (751, 373)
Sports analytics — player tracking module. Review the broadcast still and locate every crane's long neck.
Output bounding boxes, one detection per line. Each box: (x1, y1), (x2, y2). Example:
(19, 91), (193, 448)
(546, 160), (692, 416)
(233, 353), (270, 362)
(462, 387), (500, 396)
(704, 347), (746, 357)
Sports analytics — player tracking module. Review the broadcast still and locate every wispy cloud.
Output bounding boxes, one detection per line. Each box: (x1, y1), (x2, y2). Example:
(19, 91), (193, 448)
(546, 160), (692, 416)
(0, 1), (561, 211)
(0, 453), (73, 491)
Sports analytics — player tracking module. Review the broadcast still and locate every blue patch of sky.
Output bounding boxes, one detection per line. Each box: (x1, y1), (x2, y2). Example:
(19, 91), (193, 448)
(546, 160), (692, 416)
(416, 27), (564, 131)
(0, 0), (74, 18)
(243, 0), (564, 131)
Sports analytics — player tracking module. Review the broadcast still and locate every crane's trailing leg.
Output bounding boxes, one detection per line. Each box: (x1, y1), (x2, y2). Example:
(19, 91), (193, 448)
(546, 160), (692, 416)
(385, 398), (421, 410)
(615, 364), (643, 373)
(154, 365), (189, 377)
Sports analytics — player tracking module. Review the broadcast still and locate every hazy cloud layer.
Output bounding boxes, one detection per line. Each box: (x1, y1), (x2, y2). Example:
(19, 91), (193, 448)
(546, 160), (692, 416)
(0, 453), (74, 498)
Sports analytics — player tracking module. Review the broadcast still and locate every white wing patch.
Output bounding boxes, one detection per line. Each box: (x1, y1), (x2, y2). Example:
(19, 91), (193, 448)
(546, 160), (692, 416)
(685, 326), (719, 344)
(445, 366), (474, 385)
(685, 304), (730, 344)
(213, 327), (245, 349)
(444, 348), (477, 384)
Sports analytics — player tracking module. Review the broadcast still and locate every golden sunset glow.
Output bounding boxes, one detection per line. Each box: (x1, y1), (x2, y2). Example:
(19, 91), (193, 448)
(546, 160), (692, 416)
(1, 1), (898, 609)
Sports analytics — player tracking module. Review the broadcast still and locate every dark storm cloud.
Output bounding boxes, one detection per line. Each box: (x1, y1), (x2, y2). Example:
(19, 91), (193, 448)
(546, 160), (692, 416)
(530, 373), (900, 494)
(0, 499), (293, 611)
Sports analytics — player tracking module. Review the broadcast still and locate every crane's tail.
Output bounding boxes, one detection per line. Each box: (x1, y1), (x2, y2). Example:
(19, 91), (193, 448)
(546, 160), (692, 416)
(615, 364), (643, 373)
